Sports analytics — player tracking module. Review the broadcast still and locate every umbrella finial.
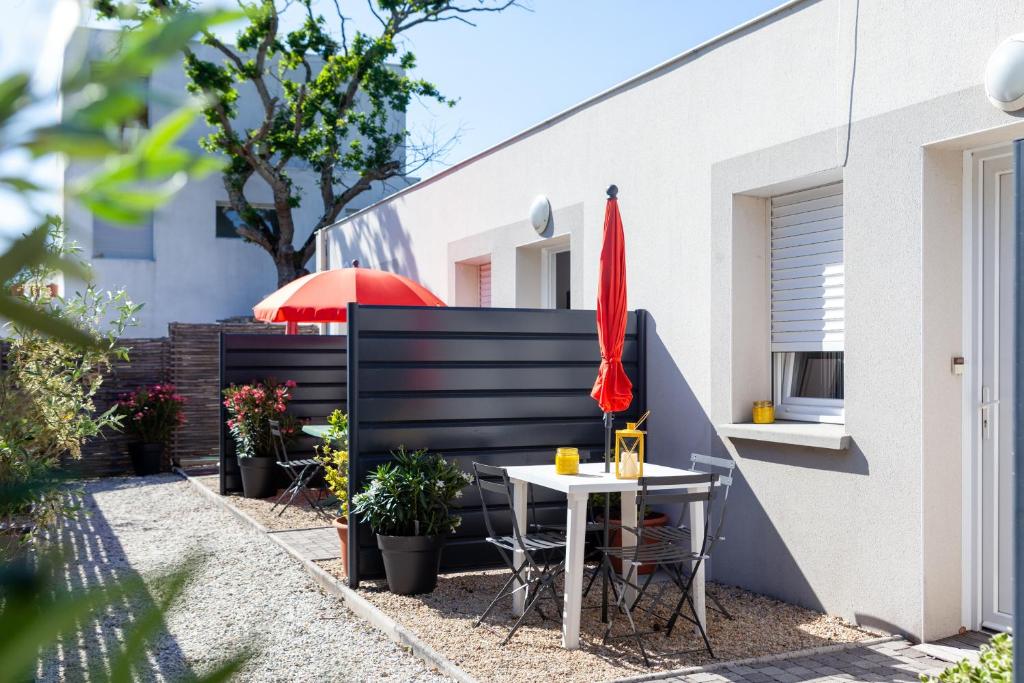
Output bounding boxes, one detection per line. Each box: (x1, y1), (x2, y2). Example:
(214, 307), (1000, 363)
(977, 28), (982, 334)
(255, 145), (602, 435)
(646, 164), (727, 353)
(606, 184), (618, 199)
(351, 259), (360, 268)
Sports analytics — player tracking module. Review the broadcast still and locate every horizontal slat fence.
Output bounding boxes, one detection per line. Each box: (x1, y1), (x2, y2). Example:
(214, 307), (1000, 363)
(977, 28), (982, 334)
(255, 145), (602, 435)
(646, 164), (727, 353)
(219, 334), (347, 494)
(346, 304), (647, 586)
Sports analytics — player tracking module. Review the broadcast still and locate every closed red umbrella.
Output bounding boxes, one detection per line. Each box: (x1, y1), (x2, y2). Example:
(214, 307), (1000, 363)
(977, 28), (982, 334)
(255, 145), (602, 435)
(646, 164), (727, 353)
(592, 184), (633, 624)
(592, 185), (633, 423)
(253, 267), (445, 333)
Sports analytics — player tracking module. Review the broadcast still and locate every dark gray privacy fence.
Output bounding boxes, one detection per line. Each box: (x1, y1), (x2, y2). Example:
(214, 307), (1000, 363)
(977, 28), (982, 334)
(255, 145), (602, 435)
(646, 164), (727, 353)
(346, 304), (648, 587)
(219, 333), (347, 494)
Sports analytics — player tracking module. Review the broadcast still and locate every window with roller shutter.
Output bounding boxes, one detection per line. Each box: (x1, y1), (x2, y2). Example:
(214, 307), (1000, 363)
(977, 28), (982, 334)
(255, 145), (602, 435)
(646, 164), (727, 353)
(770, 181), (844, 424)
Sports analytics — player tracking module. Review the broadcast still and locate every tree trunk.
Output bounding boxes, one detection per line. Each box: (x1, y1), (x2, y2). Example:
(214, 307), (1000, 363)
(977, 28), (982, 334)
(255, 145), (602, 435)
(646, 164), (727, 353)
(275, 255), (300, 288)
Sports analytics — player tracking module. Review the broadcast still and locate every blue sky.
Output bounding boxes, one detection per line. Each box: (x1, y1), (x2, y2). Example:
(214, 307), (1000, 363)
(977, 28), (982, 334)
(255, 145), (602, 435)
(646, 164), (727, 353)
(1, 0), (782, 235)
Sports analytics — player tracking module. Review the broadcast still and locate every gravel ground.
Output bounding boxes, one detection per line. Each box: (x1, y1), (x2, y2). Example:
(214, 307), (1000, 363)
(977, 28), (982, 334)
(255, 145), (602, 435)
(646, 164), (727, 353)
(192, 474), (331, 531)
(318, 562), (874, 683)
(37, 475), (446, 682)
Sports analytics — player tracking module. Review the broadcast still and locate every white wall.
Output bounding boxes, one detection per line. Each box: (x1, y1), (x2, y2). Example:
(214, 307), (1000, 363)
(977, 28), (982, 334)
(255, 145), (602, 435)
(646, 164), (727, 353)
(320, 0), (1024, 640)
(62, 28), (410, 338)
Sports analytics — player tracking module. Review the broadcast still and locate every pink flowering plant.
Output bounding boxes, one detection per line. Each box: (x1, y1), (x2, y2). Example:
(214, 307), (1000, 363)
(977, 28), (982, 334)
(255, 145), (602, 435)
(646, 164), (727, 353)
(222, 378), (301, 458)
(116, 383), (186, 445)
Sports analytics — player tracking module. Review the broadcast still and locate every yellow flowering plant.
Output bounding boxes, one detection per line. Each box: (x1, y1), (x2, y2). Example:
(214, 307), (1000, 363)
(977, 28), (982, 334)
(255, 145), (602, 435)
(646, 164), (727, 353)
(316, 410), (349, 518)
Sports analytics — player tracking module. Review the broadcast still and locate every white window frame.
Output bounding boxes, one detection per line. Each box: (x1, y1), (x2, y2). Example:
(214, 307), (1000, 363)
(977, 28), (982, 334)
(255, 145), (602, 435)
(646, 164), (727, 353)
(772, 351), (845, 424)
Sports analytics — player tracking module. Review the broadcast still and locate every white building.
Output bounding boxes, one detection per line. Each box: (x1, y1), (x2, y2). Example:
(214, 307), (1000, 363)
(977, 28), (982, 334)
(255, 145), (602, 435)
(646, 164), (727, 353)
(62, 27), (411, 338)
(321, 0), (1024, 642)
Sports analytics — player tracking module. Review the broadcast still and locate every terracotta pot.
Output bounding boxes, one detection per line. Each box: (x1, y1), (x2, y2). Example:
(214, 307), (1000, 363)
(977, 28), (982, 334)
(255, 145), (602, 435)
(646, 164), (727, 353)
(607, 512), (669, 575)
(332, 516), (349, 575)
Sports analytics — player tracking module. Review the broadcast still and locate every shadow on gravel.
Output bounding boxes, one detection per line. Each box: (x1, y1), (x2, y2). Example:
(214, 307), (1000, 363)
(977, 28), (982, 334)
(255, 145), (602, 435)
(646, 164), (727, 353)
(37, 476), (195, 682)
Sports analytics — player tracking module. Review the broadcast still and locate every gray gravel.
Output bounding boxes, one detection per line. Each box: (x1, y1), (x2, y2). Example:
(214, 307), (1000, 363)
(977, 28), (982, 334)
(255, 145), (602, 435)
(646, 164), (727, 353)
(37, 474), (447, 682)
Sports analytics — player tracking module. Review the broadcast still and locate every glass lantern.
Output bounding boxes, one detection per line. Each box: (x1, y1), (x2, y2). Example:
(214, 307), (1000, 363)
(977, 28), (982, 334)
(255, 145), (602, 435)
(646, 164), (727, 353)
(614, 422), (645, 479)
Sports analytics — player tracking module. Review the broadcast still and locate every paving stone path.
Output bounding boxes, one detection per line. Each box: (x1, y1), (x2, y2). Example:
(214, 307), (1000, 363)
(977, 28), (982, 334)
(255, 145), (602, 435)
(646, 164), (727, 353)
(645, 635), (982, 683)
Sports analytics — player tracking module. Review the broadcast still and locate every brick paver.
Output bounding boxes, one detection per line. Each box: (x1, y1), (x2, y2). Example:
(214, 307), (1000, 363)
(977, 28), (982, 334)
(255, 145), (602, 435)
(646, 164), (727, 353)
(626, 632), (993, 683)
(269, 526), (339, 561)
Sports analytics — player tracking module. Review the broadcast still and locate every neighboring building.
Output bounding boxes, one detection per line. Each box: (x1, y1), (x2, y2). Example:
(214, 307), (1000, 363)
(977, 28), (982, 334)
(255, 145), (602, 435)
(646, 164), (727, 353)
(61, 27), (411, 338)
(320, 0), (1024, 642)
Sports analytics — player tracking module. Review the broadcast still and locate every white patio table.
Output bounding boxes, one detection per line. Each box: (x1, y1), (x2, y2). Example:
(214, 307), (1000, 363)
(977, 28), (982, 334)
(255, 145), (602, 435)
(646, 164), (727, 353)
(503, 461), (710, 650)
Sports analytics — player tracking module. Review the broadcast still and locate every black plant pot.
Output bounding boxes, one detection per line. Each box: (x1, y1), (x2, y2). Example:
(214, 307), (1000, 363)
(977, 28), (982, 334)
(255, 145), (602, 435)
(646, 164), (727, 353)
(376, 534), (445, 595)
(238, 456), (277, 499)
(129, 442), (163, 476)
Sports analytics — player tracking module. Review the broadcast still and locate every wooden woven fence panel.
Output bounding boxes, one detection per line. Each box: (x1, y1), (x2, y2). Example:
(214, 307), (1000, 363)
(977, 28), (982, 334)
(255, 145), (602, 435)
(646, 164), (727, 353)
(169, 322), (318, 468)
(63, 337), (170, 478)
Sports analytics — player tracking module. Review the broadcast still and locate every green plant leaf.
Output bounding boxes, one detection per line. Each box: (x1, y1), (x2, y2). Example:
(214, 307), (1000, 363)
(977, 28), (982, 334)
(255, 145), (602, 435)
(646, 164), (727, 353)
(0, 296), (97, 348)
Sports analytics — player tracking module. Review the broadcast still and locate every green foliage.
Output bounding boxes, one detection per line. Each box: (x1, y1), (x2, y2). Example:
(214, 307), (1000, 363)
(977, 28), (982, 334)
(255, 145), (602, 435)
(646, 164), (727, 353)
(352, 446), (470, 537)
(0, 6), (232, 345)
(920, 633), (1012, 683)
(115, 383), (187, 445)
(316, 409), (349, 517)
(1, 220), (141, 535)
(97, 0), (518, 285)
(0, 550), (249, 683)
(222, 378), (300, 458)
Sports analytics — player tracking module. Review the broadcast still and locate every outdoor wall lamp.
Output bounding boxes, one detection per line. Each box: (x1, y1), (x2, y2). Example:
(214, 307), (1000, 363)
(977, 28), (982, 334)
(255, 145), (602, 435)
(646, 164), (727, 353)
(529, 195), (551, 234)
(985, 33), (1024, 112)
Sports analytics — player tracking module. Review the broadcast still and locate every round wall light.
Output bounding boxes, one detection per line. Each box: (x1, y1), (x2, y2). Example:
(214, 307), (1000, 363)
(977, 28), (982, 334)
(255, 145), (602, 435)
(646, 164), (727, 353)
(529, 195), (551, 234)
(985, 33), (1024, 112)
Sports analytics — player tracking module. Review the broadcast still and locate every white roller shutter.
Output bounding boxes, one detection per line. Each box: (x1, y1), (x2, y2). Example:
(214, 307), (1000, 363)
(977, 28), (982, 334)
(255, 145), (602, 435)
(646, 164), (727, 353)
(770, 182), (844, 352)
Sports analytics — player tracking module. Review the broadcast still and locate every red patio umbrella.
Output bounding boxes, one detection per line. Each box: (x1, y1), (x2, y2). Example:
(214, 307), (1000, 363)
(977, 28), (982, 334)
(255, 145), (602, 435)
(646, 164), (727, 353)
(253, 267), (445, 333)
(592, 184), (633, 624)
(592, 184), (634, 440)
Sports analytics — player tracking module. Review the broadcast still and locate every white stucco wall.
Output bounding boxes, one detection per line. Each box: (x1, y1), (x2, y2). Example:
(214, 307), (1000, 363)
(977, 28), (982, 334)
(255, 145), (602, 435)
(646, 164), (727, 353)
(61, 28), (410, 338)
(320, 0), (1024, 640)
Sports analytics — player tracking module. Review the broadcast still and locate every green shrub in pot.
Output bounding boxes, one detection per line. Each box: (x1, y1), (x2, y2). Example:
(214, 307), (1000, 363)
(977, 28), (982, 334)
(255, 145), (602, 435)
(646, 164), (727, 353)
(352, 447), (471, 594)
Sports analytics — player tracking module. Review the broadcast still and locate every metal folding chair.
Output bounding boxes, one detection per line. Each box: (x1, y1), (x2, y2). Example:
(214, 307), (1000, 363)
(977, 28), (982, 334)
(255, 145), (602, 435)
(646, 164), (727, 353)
(269, 419), (327, 518)
(595, 472), (723, 666)
(472, 462), (567, 644)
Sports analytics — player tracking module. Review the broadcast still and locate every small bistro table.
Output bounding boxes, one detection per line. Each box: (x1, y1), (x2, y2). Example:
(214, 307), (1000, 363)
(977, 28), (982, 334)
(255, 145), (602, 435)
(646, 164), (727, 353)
(502, 461), (711, 650)
(301, 424), (330, 440)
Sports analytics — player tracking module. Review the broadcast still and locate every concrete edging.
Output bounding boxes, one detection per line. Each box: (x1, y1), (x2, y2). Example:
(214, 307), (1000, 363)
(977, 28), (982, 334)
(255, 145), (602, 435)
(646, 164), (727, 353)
(174, 468), (479, 683)
(175, 468), (897, 683)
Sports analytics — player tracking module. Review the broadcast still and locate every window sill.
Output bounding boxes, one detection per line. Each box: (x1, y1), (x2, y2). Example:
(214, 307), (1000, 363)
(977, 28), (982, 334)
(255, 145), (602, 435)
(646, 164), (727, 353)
(716, 421), (851, 450)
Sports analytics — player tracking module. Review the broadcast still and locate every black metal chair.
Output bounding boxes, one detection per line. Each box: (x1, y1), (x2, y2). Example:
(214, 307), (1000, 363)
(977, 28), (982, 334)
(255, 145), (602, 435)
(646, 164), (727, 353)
(595, 472), (722, 667)
(632, 453), (737, 619)
(472, 462), (567, 644)
(269, 419), (327, 518)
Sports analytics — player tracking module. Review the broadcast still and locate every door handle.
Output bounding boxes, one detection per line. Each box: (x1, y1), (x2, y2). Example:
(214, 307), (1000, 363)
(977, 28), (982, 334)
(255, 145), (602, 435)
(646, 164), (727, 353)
(980, 386), (998, 440)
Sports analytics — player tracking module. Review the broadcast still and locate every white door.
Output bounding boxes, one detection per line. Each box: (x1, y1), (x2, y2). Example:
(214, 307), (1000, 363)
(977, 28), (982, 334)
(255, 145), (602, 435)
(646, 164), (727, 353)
(976, 149), (1015, 632)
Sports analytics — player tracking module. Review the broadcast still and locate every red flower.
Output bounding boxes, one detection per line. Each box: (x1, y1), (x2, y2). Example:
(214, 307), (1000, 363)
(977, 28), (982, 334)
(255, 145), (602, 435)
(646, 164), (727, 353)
(285, 380), (297, 388)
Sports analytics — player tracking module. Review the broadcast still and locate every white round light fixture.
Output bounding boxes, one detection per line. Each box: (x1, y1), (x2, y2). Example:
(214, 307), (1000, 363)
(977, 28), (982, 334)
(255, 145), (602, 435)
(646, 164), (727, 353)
(529, 195), (551, 234)
(985, 33), (1024, 111)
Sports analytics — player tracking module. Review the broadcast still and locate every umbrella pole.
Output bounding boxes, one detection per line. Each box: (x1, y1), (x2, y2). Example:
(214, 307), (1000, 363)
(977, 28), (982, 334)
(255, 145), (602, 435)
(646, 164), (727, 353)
(602, 411), (613, 623)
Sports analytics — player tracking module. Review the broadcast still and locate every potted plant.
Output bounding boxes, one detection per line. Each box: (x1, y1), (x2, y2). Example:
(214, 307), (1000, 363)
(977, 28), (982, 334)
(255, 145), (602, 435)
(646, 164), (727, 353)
(116, 383), (186, 475)
(316, 409), (350, 572)
(222, 379), (300, 498)
(589, 491), (669, 575)
(352, 447), (471, 595)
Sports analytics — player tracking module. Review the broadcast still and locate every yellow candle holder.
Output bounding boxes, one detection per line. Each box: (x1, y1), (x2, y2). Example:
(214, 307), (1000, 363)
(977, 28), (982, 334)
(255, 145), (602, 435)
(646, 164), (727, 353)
(614, 423), (645, 479)
(555, 446), (580, 475)
(753, 400), (775, 424)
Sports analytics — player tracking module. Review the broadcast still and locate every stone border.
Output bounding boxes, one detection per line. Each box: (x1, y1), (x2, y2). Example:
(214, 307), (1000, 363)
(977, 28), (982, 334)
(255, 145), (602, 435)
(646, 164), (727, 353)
(175, 468), (479, 683)
(176, 467), (897, 683)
